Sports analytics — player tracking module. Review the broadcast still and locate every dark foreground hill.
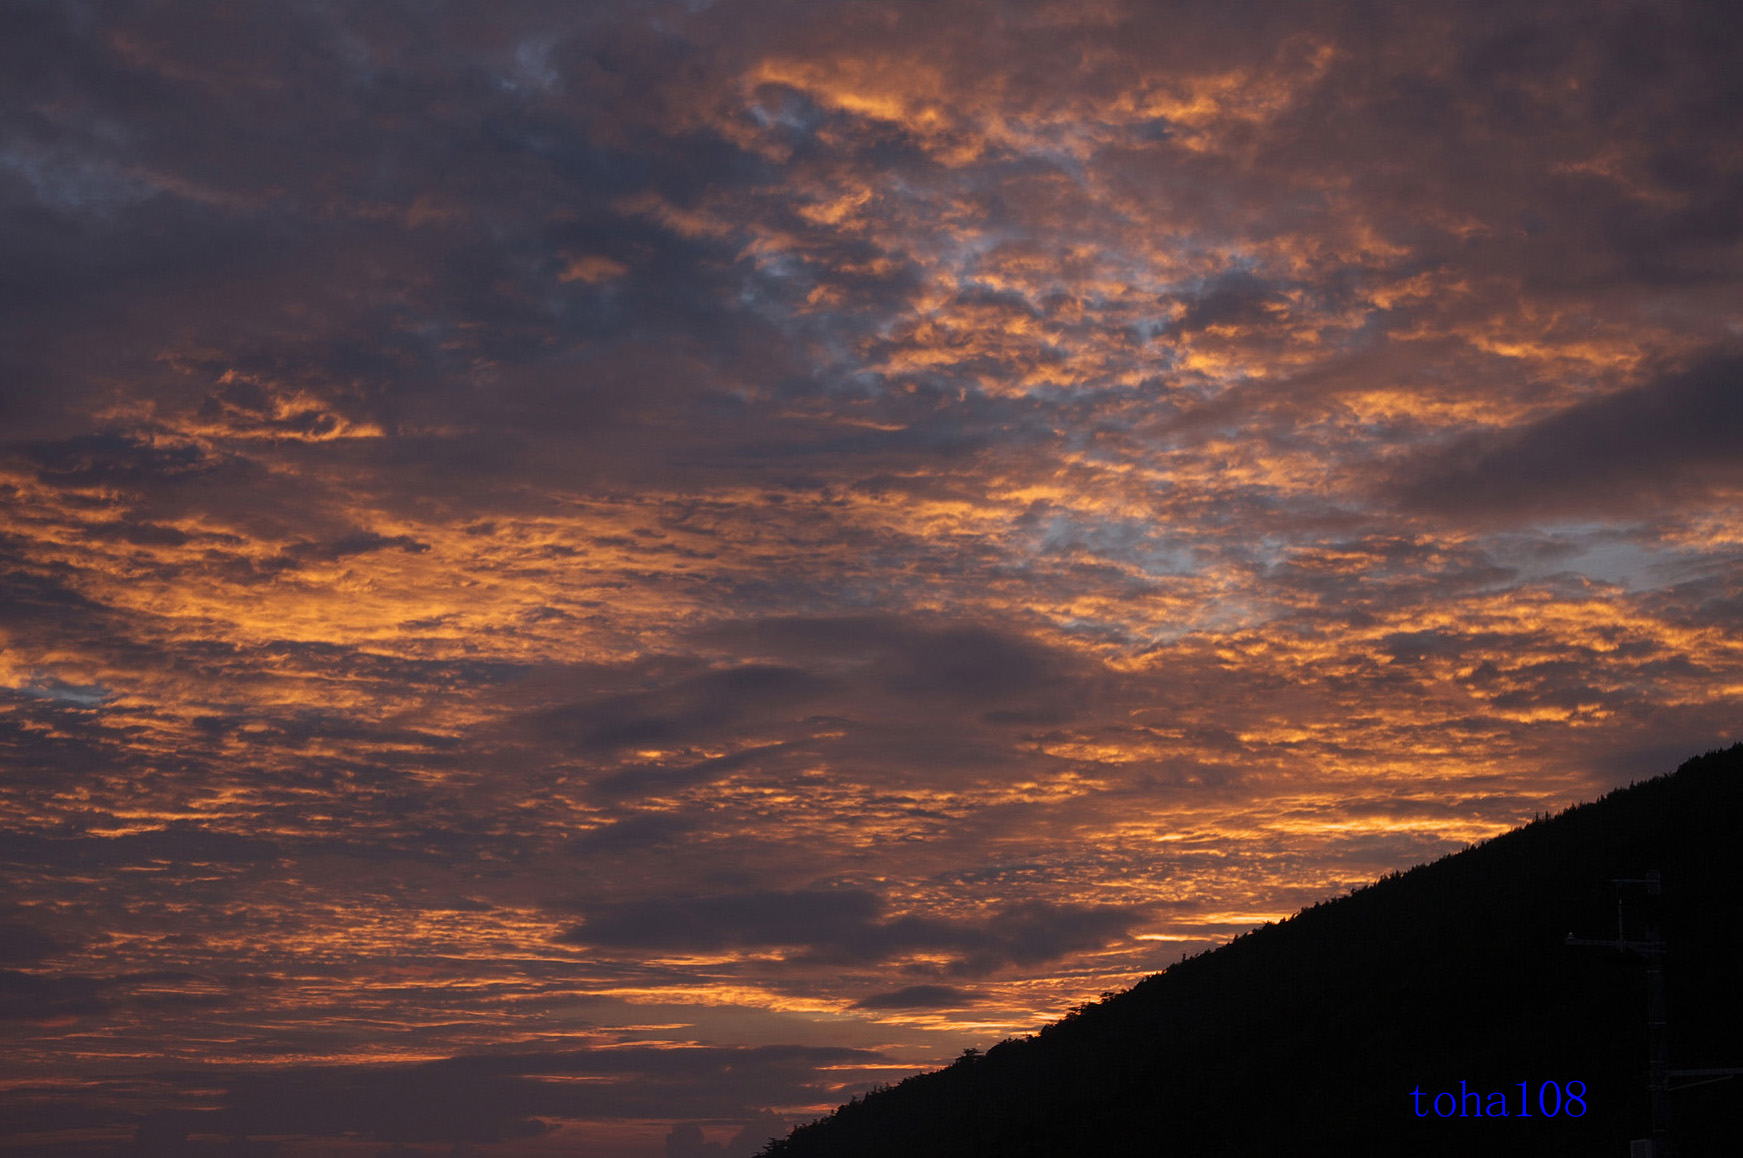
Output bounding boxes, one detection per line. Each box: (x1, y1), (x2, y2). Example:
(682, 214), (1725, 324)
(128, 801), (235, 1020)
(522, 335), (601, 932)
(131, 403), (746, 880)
(762, 745), (1743, 1157)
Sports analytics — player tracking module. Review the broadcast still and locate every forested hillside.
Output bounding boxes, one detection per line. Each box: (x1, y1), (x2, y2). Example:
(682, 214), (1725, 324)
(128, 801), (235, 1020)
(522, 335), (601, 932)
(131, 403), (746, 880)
(762, 746), (1743, 1157)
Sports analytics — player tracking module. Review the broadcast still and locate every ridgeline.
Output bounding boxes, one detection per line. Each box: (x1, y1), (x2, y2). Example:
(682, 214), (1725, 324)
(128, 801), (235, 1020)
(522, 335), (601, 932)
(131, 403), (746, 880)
(762, 745), (1743, 1156)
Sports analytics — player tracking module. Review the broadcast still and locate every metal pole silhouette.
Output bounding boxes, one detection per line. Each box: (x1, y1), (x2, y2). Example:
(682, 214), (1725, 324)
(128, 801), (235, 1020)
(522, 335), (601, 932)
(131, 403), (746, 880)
(1567, 870), (1743, 1157)
(1567, 871), (1672, 1155)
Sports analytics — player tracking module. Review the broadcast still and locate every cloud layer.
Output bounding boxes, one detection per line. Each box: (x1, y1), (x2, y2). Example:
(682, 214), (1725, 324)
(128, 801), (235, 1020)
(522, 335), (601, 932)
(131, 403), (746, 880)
(3, 0), (1741, 1153)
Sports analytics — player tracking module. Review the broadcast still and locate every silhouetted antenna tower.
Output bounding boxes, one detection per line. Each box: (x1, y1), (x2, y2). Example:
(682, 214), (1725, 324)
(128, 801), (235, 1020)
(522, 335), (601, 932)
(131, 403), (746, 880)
(1567, 870), (1743, 1158)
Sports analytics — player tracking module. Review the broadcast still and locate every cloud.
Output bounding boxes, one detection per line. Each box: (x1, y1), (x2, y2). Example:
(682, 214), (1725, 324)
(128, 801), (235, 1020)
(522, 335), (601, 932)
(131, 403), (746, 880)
(3, 826), (282, 873)
(665, 1109), (788, 1158)
(585, 743), (800, 802)
(557, 888), (1145, 973)
(495, 616), (1106, 811)
(0, 921), (66, 965)
(3, 1), (1743, 1154)
(98, 1046), (876, 1149)
(557, 888), (893, 954)
(1166, 271), (1292, 337)
(523, 664), (835, 755)
(1395, 352), (1743, 519)
(0, 970), (104, 1023)
(688, 614), (1095, 708)
(851, 984), (977, 1010)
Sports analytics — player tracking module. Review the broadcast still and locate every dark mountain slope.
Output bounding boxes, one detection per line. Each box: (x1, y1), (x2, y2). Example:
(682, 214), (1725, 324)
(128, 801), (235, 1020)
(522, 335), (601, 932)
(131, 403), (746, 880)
(763, 745), (1743, 1157)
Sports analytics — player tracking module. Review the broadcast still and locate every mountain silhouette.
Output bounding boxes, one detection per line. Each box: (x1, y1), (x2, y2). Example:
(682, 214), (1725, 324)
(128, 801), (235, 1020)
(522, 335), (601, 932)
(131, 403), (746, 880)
(761, 745), (1743, 1156)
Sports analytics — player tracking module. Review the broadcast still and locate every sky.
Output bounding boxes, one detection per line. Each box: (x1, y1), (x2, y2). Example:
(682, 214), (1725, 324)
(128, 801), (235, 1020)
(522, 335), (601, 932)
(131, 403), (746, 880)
(2, 0), (1741, 1154)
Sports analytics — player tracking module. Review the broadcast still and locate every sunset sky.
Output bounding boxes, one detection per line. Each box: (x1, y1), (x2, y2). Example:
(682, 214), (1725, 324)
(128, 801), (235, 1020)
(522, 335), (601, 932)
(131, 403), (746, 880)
(3, 1), (1742, 1154)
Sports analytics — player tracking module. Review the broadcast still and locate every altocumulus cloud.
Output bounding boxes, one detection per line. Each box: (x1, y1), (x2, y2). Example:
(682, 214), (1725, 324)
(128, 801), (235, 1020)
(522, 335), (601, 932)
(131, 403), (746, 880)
(3, 1), (1743, 1155)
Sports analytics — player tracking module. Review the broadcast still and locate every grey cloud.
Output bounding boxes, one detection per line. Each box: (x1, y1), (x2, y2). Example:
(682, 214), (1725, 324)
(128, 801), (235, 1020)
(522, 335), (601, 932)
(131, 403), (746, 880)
(1166, 271), (1290, 336)
(111, 1044), (873, 1147)
(0, 921), (72, 966)
(190, 708), (460, 753)
(0, 693), (121, 785)
(14, 433), (227, 489)
(973, 900), (1145, 970)
(875, 625), (1077, 704)
(1, 826), (282, 873)
(516, 617), (1106, 801)
(851, 984), (977, 1010)
(0, 969), (106, 1022)
(690, 615), (1093, 707)
(558, 888), (1145, 973)
(666, 1109), (789, 1158)
(261, 531), (432, 572)
(80, 520), (192, 547)
(525, 663), (833, 754)
(3, 1), (1742, 1152)
(1395, 352), (1743, 519)
(587, 743), (797, 802)
(1641, 565), (1743, 634)
(565, 811), (700, 853)
(1379, 630), (1471, 665)
(0, 1), (831, 495)
(558, 889), (889, 953)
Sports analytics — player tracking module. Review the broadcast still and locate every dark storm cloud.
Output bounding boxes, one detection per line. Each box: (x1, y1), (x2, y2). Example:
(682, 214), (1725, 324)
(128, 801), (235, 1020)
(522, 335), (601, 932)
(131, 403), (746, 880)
(559, 888), (1144, 973)
(1396, 352), (1743, 518)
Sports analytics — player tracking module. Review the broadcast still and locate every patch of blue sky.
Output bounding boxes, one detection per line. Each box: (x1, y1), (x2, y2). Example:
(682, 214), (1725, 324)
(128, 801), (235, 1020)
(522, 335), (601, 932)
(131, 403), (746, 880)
(18, 678), (112, 707)
(1500, 523), (1695, 592)
(1033, 512), (1201, 578)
